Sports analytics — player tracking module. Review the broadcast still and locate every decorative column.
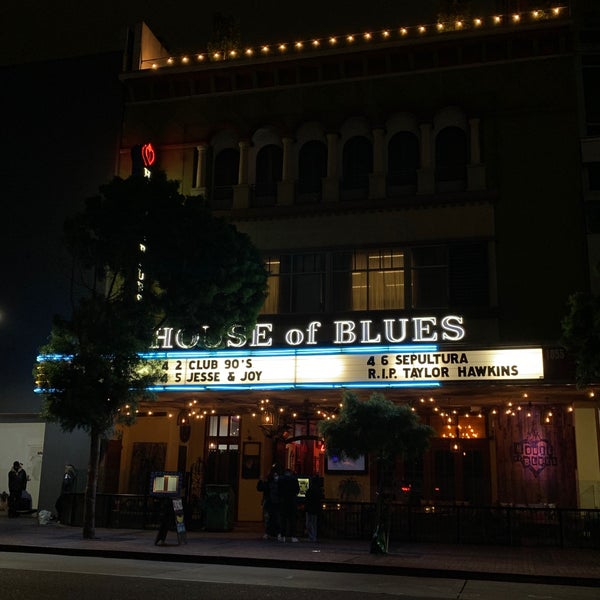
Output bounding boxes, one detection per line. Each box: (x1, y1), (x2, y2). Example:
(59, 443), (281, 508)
(323, 132), (339, 202)
(233, 139), (250, 208)
(369, 127), (386, 199)
(417, 123), (435, 194)
(467, 117), (486, 190)
(278, 136), (295, 205)
(194, 143), (208, 197)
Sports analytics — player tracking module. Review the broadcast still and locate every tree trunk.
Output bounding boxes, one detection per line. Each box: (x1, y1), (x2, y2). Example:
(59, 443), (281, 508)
(370, 457), (391, 554)
(82, 429), (101, 539)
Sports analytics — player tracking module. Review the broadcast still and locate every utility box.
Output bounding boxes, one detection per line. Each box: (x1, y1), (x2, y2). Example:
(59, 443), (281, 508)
(204, 484), (235, 531)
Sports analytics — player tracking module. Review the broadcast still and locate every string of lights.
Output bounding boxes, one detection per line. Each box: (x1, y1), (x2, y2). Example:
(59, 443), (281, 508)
(141, 7), (568, 70)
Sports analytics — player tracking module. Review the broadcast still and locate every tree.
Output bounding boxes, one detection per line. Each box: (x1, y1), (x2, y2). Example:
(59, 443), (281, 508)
(35, 171), (268, 538)
(207, 12), (241, 60)
(319, 391), (435, 554)
(561, 291), (600, 387)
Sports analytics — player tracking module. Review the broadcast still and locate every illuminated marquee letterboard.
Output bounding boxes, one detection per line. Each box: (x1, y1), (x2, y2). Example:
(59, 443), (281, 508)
(144, 346), (544, 392)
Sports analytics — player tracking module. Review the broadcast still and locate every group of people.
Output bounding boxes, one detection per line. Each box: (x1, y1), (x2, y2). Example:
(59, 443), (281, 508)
(6, 460), (76, 521)
(257, 465), (324, 543)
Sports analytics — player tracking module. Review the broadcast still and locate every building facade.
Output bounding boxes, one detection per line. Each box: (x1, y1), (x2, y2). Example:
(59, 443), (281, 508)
(104, 2), (600, 522)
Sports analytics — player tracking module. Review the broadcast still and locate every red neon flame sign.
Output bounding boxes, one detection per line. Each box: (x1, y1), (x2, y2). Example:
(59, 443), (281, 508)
(141, 143), (156, 167)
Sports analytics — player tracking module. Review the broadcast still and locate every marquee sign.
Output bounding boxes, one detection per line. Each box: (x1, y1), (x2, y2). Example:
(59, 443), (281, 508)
(144, 345), (544, 392)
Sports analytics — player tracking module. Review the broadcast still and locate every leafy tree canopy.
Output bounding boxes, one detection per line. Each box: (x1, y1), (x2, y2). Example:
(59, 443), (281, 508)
(561, 291), (600, 387)
(64, 171), (268, 340)
(35, 171), (268, 537)
(320, 390), (435, 554)
(36, 295), (160, 433)
(319, 390), (435, 464)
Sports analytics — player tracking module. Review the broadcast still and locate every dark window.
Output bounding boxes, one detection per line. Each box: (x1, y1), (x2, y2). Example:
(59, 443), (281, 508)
(341, 136), (372, 198)
(212, 148), (239, 209)
(589, 162), (600, 191)
(411, 246), (448, 309)
(297, 140), (327, 202)
(449, 243), (489, 307)
(435, 126), (468, 191)
(263, 253), (325, 314)
(387, 131), (419, 192)
(412, 243), (489, 309)
(254, 144), (282, 206)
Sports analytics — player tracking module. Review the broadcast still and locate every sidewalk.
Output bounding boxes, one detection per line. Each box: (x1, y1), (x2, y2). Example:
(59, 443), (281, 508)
(0, 513), (599, 587)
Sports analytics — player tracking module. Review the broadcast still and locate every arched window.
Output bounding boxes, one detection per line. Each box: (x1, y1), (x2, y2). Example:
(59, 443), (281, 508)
(254, 144), (282, 206)
(387, 131), (419, 194)
(212, 147), (239, 209)
(435, 127), (468, 191)
(297, 140), (327, 203)
(341, 136), (372, 199)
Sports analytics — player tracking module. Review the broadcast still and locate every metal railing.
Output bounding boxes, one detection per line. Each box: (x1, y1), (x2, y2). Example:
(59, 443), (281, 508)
(320, 502), (600, 549)
(60, 494), (600, 548)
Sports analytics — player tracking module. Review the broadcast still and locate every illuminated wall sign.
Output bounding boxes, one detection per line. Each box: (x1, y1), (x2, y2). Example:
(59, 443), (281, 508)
(152, 315), (467, 350)
(141, 143), (155, 178)
(131, 142), (156, 178)
(144, 345), (544, 392)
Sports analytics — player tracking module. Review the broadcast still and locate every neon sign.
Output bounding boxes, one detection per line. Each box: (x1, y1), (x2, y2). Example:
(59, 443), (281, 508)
(152, 316), (467, 350)
(141, 143), (155, 167)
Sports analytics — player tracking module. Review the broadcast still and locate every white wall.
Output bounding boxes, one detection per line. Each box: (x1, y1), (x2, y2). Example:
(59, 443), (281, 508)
(0, 422), (45, 509)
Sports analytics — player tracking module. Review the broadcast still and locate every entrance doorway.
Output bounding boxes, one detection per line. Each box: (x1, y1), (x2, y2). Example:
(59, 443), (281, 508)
(204, 415), (240, 495)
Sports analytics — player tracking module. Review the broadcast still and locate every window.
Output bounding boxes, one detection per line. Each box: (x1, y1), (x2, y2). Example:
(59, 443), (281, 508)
(435, 127), (468, 191)
(341, 136), (373, 198)
(297, 140), (327, 202)
(387, 131), (419, 191)
(262, 253), (325, 314)
(412, 243), (489, 309)
(254, 144), (282, 206)
(262, 243), (488, 314)
(333, 249), (405, 310)
(211, 148), (239, 209)
(261, 258), (281, 314)
(411, 246), (448, 308)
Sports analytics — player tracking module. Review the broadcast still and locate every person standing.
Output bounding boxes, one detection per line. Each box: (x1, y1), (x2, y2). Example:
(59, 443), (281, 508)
(278, 468), (300, 542)
(55, 464), (77, 523)
(304, 476), (324, 542)
(8, 461), (27, 518)
(264, 464), (282, 539)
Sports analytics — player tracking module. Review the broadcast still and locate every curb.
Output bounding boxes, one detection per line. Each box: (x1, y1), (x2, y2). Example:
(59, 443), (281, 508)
(1, 543), (598, 588)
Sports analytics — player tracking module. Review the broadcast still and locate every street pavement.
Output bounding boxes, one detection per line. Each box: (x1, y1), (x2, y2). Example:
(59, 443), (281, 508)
(0, 512), (598, 588)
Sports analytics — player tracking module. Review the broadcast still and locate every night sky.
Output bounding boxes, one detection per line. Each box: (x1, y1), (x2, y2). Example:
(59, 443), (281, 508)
(1, 0), (498, 413)
(1, 1), (498, 65)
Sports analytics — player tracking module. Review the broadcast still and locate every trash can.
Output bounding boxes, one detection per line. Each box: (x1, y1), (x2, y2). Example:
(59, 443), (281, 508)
(204, 484), (235, 531)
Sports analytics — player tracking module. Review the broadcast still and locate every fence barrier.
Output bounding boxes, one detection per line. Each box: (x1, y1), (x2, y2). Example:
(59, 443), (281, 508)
(60, 494), (600, 549)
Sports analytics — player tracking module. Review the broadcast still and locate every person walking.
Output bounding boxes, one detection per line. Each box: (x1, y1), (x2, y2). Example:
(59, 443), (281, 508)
(304, 476), (324, 542)
(278, 468), (300, 542)
(8, 461), (27, 518)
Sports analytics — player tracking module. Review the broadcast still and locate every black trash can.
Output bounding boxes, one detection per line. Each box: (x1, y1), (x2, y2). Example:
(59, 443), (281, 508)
(204, 484), (235, 531)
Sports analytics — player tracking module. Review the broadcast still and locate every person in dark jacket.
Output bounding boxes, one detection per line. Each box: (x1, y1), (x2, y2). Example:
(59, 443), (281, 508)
(55, 464), (76, 523)
(278, 468), (300, 542)
(8, 461), (27, 518)
(258, 464), (282, 539)
(304, 476), (324, 542)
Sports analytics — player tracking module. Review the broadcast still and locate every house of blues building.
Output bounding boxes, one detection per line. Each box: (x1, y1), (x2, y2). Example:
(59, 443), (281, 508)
(97, 2), (600, 525)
